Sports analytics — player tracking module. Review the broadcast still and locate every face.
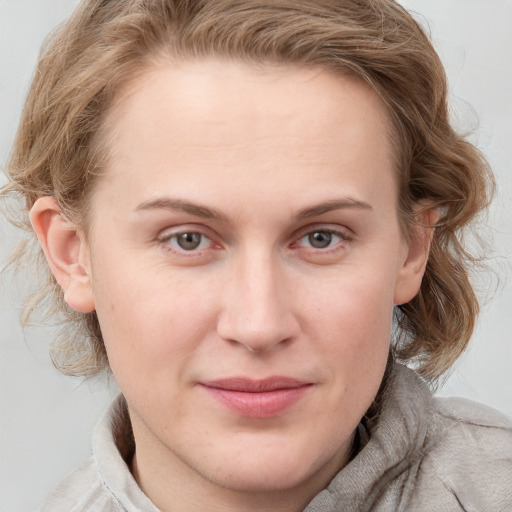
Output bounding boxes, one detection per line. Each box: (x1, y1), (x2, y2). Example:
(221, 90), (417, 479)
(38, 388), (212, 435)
(68, 60), (426, 504)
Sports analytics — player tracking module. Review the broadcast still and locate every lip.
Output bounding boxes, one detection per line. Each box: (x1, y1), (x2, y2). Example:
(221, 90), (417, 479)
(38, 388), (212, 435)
(199, 377), (312, 418)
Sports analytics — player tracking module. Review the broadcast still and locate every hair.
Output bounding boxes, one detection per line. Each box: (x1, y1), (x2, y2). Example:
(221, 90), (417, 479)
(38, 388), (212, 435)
(1, 0), (494, 382)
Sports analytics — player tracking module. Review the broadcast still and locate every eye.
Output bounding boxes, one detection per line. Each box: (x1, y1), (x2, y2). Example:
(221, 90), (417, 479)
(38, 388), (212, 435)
(161, 231), (213, 253)
(298, 230), (346, 250)
(175, 232), (204, 251)
(306, 231), (337, 249)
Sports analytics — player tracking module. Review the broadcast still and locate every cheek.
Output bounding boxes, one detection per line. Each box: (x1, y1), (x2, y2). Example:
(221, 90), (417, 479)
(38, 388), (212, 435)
(91, 258), (220, 380)
(301, 270), (395, 385)
(292, 271), (393, 446)
(303, 268), (396, 341)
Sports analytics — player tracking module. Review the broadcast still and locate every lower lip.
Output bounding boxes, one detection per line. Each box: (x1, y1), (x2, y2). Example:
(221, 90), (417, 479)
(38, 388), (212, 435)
(201, 385), (311, 418)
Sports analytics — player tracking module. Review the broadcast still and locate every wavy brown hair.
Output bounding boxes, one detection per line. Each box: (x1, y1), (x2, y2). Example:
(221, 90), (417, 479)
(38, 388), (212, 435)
(2, 0), (493, 381)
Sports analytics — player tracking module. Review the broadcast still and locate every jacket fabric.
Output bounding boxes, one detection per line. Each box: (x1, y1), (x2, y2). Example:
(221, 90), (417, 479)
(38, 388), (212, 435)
(38, 363), (512, 512)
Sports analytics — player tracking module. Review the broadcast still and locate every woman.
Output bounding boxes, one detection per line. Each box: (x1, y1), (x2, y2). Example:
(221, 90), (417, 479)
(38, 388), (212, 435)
(2, 0), (511, 510)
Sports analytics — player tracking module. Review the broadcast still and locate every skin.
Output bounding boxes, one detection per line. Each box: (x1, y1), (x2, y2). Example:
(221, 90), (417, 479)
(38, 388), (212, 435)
(31, 60), (432, 512)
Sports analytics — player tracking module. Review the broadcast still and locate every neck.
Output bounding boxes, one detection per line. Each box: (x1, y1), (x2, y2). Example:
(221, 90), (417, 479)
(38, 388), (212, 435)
(131, 455), (317, 512)
(129, 418), (352, 512)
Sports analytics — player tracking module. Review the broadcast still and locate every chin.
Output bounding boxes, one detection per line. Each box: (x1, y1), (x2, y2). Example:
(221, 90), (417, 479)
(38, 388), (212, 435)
(202, 437), (345, 495)
(212, 464), (312, 493)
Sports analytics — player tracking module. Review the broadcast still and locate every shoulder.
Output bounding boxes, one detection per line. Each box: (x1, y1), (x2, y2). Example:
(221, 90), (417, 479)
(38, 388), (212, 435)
(430, 395), (512, 461)
(374, 365), (512, 511)
(434, 395), (512, 430)
(417, 396), (512, 510)
(38, 395), (158, 512)
(37, 458), (120, 512)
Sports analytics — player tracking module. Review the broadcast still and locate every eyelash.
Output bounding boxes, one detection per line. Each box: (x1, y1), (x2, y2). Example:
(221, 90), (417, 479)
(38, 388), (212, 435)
(157, 230), (217, 255)
(156, 226), (351, 257)
(294, 229), (350, 252)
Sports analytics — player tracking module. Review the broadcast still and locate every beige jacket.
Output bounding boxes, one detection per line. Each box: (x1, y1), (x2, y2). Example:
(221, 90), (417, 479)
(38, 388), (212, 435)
(38, 364), (512, 512)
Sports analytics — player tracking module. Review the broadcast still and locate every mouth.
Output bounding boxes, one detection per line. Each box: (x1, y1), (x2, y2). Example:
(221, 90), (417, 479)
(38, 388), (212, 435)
(199, 377), (312, 418)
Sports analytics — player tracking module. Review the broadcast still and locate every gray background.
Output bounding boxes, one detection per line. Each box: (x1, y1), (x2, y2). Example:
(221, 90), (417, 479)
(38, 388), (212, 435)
(1, 1), (511, 510)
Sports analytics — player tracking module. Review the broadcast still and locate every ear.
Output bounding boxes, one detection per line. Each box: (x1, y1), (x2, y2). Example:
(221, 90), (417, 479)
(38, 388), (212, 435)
(393, 207), (439, 305)
(29, 197), (95, 313)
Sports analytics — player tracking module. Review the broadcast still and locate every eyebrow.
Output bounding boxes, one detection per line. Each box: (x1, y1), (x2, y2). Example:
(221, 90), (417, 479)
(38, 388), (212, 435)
(295, 198), (373, 220)
(135, 196), (372, 221)
(135, 198), (229, 221)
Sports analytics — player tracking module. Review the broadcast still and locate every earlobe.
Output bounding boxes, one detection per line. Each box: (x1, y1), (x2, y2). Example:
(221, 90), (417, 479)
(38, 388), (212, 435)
(393, 208), (439, 305)
(29, 197), (95, 313)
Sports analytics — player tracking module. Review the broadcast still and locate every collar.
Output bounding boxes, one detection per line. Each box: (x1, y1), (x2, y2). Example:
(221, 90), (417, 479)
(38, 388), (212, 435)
(304, 363), (433, 512)
(93, 362), (432, 512)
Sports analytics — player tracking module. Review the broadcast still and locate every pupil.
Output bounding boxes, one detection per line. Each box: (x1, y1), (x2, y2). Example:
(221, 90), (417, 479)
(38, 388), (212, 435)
(309, 232), (332, 248)
(177, 233), (201, 250)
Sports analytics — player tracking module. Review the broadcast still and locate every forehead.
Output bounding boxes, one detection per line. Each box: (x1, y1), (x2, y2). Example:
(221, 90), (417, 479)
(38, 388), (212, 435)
(95, 59), (395, 214)
(105, 59), (392, 146)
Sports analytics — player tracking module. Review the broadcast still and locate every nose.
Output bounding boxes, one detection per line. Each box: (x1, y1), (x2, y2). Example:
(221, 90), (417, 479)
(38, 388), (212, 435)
(216, 252), (300, 353)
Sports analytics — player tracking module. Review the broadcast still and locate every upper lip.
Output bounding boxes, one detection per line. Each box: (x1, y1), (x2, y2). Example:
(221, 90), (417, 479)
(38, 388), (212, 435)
(200, 377), (311, 392)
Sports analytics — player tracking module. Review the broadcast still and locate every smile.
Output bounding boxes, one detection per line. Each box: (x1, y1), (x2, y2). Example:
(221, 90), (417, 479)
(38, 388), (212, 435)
(199, 377), (312, 418)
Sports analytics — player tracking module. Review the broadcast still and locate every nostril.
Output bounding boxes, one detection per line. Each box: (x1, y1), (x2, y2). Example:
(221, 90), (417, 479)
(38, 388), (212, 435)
(218, 313), (298, 354)
(216, 267), (300, 352)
